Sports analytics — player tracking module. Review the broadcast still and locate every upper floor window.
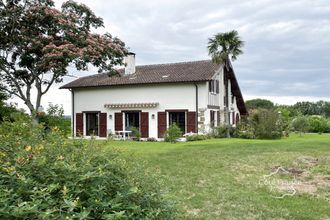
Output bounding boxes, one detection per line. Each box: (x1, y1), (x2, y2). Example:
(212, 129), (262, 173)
(208, 80), (219, 94)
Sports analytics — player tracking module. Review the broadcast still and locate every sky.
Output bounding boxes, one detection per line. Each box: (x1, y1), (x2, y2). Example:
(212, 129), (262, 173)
(9, 0), (330, 115)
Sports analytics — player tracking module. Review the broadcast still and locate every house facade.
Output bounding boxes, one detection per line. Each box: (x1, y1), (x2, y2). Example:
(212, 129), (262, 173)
(61, 54), (247, 139)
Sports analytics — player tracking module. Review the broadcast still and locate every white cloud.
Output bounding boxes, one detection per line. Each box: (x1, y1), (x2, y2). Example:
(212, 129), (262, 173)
(7, 0), (330, 115)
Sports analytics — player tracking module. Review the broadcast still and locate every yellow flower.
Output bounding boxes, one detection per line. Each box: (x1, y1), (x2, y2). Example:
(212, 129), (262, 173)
(24, 145), (32, 151)
(16, 157), (26, 165)
(57, 155), (64, 160)
(36, 144), (44, 151)
(52, 126), (60, 132)
(2, 166), (16, 174)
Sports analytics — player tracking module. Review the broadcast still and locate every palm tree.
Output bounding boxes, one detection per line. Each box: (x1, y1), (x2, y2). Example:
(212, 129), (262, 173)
(207, 30), (244, 138)
(207, 30), (244, 67)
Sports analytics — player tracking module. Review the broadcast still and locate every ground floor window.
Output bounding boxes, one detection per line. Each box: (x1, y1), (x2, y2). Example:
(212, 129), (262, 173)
(125, 112), (140, 131)
(86, 112), (99, 136)
(210, 110), (216, 128)
(169, 112), (186, 134)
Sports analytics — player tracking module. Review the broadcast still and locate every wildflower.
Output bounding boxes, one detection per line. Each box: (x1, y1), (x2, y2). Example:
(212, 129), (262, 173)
(16, 157), (26, 165)
(57, 155), (64, 160)
(52, 126), (60, 132)
(36, 144), (44, 151)
(24, 145), (32, 151)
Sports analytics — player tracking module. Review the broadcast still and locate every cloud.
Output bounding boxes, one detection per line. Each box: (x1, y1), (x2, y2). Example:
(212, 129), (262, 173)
(9, 0), (330, 114)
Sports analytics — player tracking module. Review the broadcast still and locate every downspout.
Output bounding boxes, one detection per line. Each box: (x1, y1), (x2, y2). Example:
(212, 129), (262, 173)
(71, 89), (75, 138)
(194, 83), (198, 134)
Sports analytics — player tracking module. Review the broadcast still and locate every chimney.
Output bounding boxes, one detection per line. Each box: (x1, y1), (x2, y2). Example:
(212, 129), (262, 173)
(124, 52), (136, 75)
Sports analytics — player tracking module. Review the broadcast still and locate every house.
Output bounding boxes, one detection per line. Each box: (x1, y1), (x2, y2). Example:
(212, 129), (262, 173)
(60, 53), (247, 139)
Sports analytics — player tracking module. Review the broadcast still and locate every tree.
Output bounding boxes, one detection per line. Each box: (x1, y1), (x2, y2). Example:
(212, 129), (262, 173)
(207, 30), (244, 138)
(245, 99), (274, 110)
(0, 91), (19, 122)
(308, 115), (328, 134)
(207, 30), (244, 68)
(292, 102), (319, 116)
(0, 0), (127, 115)
(291, 116), (310, 136)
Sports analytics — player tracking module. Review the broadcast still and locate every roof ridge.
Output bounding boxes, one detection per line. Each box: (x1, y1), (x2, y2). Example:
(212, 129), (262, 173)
(76, 59), (214, 79)
(134, 59), (212, 68)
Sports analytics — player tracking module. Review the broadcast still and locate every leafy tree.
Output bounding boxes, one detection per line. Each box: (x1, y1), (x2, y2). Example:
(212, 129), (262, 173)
(0, 92), (19, 122)
(207, 30), (244, 67)
(308, 115), (328, 134)
(236, 109), (283, 139)
(250, 109), (283, 139)
(291, 116), (310, 136)
(316, 100), (330, 118)
(292, 102), (319, 116)
(245, 99), (274, 110)
(0, 0), (127, 115)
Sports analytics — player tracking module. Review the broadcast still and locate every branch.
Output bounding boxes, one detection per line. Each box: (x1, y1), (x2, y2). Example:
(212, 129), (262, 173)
(0, 66), (26, 100)
(0, 86), (23, 100)
(41, 73), (57, 95)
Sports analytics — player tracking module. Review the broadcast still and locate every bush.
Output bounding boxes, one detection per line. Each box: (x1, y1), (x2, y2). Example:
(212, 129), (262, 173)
(237, 109), (283, 139)
(0, 116), (176, 219)
(186, 134), (209, 141)
(164, 123), (182, 143)
(327, 119), (330, 133)
(131, 127), (141, 141)
(307, 115), (328, 134)
(291, 115), (310, 135)
(39, 104), (71, 137)
(210, 125), (236, 138)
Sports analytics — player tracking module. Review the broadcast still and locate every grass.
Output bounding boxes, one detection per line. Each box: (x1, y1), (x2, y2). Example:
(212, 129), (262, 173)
(106, 134), (330, 219)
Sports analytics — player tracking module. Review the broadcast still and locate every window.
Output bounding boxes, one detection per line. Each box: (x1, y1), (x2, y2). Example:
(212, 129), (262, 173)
(86, 113), (99, 136)
(169, 112), (186, 134)
(209, 80), (219, 94)
(125, 112), (140, 131)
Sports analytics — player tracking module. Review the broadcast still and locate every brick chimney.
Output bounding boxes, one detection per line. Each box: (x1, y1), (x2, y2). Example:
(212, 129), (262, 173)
(124, 52), (136, 75)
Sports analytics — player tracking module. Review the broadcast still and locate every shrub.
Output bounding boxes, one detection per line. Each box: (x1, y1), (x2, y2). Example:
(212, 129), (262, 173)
(237, 109), (283, 139)
(39, 104), (71, 137)
(131, 127), (141, 141)
(290, 115), (310, 135)
(164, 123), (182, 143)
(186, 134), (209, 141)
(210, 125), (236, 138)
(0, 116), (176, 219)
(147, 137), (157, 142)
(326, 118), (330, 133)
(307, 115), (328, 134)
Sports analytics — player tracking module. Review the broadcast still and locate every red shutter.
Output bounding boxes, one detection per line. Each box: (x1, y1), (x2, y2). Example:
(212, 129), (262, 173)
(114, 112), (123, 131)
(236, 113), (240, 125)
(210, 110), (215, 128)
(76, 113), (83, 136)
(99, 113), (107, 137)
(140, 112), (149, 138)
(158, 112), (166, 138)
(187, 111), (196, 133)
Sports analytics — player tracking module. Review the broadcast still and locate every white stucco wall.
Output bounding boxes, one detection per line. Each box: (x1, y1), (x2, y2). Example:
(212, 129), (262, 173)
(73, 82), (207, 138)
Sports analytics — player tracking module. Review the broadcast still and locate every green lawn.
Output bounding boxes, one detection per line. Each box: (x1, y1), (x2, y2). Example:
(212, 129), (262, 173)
(106, 134), (330, 219)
